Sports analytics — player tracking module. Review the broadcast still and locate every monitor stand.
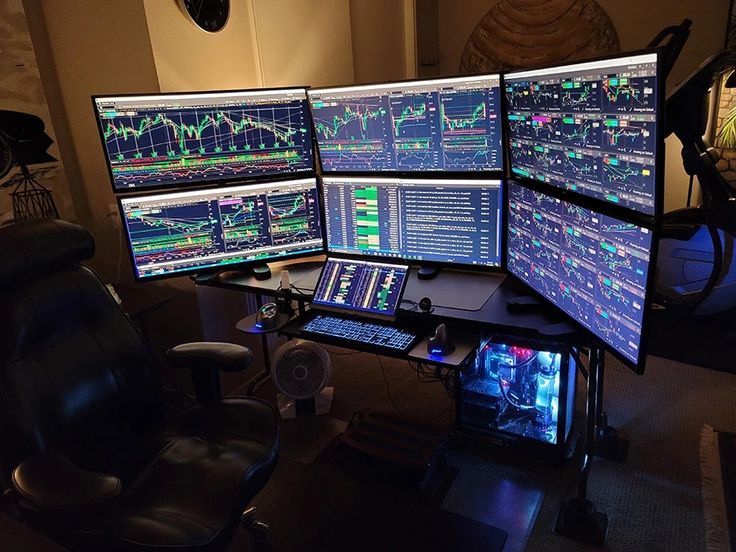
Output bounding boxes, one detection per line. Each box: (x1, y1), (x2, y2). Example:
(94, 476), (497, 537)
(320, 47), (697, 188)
(417, 266), (441, 280)
(252, 264), (272, 281)
(191, 264), (272, 284)
(506, 295), (541, 313)
(538, 321), (577, 337)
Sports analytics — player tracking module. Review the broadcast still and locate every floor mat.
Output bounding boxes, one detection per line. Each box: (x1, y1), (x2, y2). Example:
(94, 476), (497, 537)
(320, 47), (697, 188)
(242, 440), (507, 552)
(277, 415), (348, 465)
(701, 425), (736, 552)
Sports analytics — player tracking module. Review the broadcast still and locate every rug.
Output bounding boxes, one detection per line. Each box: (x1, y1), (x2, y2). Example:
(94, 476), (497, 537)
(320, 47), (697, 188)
(700, 425), (736, 552)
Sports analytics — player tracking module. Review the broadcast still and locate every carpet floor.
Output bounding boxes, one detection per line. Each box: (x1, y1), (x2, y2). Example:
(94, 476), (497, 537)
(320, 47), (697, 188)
(228, 345), (736, 552)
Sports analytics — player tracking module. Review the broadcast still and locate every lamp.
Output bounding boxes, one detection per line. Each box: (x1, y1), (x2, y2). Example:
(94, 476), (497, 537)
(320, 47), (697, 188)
(0, 110), (59, 222)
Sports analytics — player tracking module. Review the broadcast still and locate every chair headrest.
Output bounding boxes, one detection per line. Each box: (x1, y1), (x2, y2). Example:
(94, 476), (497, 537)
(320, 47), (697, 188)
(0, 219), (95, 288)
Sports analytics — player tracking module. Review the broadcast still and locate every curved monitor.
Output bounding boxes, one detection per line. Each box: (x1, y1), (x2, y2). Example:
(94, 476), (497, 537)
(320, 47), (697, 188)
(506, 180), (655, 372)
(308, 74), (502, 173)
(94, 88), (314, 192)
(118, 177), (323, 280)
(322, 176), (503, 268)
(505, 51), (661, 218)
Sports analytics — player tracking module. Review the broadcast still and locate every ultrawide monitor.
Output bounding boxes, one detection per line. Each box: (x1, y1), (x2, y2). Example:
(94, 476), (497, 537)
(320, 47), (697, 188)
(94, 88), (314, 192)
(308, 75), (502, 173)
(322, 176), (503, 268)
(505, 52), (661, 218)
(118, 177), (323, 280)
(506, 180), (655, 371)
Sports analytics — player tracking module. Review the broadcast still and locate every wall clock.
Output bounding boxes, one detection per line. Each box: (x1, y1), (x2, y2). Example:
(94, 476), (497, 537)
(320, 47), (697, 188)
(178, 0), (230, 33)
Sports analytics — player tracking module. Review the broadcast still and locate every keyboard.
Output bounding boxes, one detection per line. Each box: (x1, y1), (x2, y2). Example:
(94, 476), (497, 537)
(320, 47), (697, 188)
(301, 314), (418, 352)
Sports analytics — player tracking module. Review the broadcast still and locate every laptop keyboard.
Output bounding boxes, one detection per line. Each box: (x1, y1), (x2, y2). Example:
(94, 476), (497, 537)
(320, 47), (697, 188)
(301, 314), (417, 352)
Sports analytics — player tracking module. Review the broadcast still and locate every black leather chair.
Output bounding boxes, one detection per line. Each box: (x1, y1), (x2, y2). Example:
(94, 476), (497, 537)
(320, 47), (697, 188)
(0, 219), (279, 551)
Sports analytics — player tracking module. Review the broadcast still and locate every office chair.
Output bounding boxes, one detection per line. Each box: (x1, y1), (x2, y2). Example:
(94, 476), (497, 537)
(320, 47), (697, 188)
(0, 219), (279, 551)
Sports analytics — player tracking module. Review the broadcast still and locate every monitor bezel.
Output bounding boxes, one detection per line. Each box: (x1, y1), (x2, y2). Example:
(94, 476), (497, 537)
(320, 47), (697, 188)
(116, 176), (326, 282)
(93, 86), (317, 195)
(503, 178), (659, 374)
(306, 72), (506, 177)
(311, 256), (411, 321)
(317, 174), (506, 273)
(502, 48), (665, 225)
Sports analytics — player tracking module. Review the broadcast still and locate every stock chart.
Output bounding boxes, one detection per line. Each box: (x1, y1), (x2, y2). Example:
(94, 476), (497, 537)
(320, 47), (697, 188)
(506, 181), (653, 366)
(95, 91), (314, 190)
(311, 98), (393, 171)
(308, 76), (502, 173)
(120, 179), (323, 279)
(505, 53), (659, 215)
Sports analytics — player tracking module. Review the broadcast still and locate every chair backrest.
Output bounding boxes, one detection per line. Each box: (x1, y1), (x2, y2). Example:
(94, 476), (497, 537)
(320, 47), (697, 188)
(0, 220), (162, 480)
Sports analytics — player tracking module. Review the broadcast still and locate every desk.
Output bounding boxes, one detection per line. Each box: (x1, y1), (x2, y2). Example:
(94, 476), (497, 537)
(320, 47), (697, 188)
(203, 260), (566, 331)
(196, 258), (611, 543)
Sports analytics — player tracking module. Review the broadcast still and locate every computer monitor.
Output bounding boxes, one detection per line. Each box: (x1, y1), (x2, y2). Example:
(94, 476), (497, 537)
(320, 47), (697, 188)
(93, 88), (314, 192)
(312, 257), (409, 320)
(505, 51), (661, 218)
(307, 74), (502, 173)
(322, 176), (502, 268)
(506, 180), (655, 372)
(118, 177), (323, 280)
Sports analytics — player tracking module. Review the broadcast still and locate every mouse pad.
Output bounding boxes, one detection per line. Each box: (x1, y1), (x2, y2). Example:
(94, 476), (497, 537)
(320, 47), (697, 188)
(403, 269), (505, 311)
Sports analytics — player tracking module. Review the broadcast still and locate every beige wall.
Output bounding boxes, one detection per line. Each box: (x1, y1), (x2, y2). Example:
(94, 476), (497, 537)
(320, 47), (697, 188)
(252, 0), (354, 87)
(433, 0), (730, 212)
(25, 0), (159, 279)
(143, 0), (261, 92)
(0, 0), (74, 224)
(436, 0), (729, 83)
(349, 0), (407, 83)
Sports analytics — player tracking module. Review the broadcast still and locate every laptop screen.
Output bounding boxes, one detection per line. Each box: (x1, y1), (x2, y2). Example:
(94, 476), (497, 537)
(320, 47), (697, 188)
(312, 258), (409, 319)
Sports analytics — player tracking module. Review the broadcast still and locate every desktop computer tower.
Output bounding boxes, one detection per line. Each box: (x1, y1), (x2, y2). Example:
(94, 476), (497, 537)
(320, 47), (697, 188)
(456, 334), (577, 458)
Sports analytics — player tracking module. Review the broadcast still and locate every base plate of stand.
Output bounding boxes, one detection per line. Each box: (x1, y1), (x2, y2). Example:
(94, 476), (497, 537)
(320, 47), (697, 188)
(553, 498), (609, 546)
(252, 265), (271, 280)
(417, 266), (441, 280)
(595, 426), (630, 462)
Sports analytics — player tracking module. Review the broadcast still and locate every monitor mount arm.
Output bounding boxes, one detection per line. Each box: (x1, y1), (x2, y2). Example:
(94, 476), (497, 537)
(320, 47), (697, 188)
(647, 18), (692, 81)
(663, 47), (736, 313)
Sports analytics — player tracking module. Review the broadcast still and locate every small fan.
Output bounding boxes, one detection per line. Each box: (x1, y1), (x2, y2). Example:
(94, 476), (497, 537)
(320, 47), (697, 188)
(272, 340), (333, 418)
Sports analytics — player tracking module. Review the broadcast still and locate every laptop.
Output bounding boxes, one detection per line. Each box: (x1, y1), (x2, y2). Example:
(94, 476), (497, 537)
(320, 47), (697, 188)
(299, 256), (418, 352)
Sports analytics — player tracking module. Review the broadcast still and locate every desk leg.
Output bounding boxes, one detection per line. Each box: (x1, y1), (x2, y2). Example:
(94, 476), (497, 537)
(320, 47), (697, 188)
(553, 346), (609, 545)
(246, 332), (272, 396)
(594, 354), (629, 461)
(244, 294), (272, 396)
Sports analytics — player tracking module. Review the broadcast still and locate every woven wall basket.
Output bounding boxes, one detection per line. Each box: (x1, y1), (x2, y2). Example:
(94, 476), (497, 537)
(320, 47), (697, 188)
(459, 0), (620, 74)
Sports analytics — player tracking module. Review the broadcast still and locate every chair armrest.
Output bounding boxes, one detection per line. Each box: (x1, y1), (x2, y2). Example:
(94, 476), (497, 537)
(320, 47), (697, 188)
(167, 342), (253, 372)
(12, 451), (121, 511)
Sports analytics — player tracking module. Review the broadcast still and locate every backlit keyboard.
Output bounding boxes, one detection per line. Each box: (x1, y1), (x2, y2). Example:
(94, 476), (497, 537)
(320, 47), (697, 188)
(301, 314), (417, 352)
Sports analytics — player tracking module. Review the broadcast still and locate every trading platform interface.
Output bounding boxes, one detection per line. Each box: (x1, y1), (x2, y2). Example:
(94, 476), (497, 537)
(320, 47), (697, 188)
(94, 89), (314, 191)
(507, 181), (653, 366)
(313, 258), (409, 318)
(323, 177), (502, 267)
(505, 53), (659, 216)
(119, 178), (323, 279)
(308, 75), (502, 172)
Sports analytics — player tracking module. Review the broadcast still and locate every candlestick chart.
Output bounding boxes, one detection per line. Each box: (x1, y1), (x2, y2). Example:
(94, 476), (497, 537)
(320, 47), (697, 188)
(101, 100), (313, 189)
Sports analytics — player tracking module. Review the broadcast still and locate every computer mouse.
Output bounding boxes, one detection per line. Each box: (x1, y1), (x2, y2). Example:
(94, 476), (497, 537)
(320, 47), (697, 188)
(255, 302), (280, 330)
(427, 323), (455, 355)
